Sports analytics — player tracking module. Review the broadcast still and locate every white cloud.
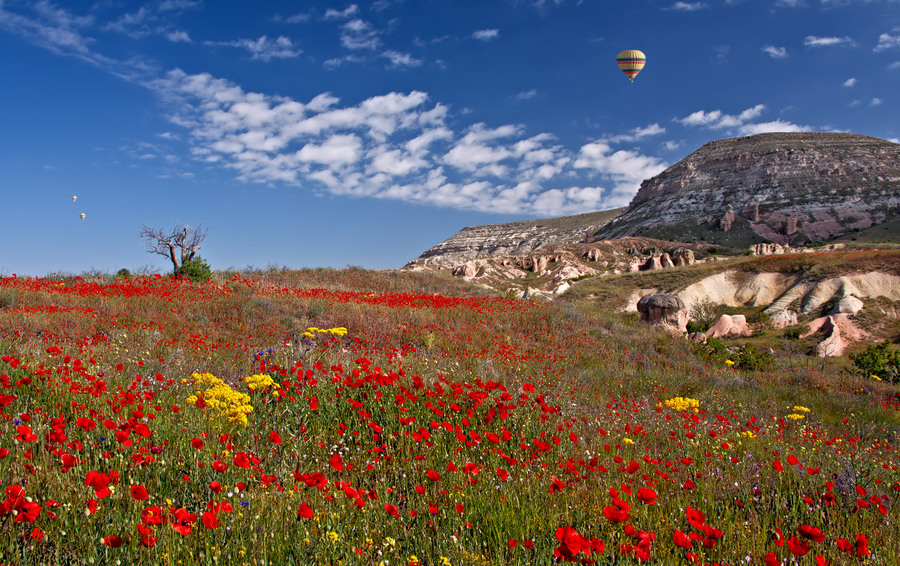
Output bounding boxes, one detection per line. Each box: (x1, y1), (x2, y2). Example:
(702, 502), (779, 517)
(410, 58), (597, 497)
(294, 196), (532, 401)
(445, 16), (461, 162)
(804, 35), (853, 47)
(762, 45), (788, 58)
(513, 89), (539, 101)
(208, 36), (301, 61)
(875, 33), (900, 52)
(382, 50), (422, 68)
(606, 123), (666, 143)
(738, 120), (811, 135)
(677, 104), (811, 136)
(666, 2), (708, 11)
(166, 30), (191, 43)
(341, 19), (380, 50)
(871, 98), (882, 107)
(149, 69), (668, 216)
(324, 5), (360, 20)
(473, 29), (499, 41)
(573, 142), (667, 201)
(0, 1), (94, 57)
(889, 61), (900, 70)
(843, 77), (857, 87)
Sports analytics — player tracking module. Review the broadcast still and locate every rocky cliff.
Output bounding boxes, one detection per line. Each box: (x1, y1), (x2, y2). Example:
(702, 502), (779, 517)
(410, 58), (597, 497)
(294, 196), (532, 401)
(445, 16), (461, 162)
(408, 208), (623, 268)
(596, 133), (900, 245)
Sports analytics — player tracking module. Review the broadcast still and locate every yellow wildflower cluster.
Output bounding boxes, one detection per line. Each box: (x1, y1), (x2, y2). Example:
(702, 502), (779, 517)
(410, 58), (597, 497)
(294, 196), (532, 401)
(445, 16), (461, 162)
(245, 373), (280, 391)
(661, 397), (701, 412)
(301, 326), (348, 339)
(185, 372), (253, 427)
(786, 405), (810, 421)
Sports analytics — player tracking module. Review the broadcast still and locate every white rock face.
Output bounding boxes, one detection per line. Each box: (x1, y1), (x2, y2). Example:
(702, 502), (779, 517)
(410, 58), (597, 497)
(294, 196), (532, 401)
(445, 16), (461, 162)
(830, 296), (864, 316)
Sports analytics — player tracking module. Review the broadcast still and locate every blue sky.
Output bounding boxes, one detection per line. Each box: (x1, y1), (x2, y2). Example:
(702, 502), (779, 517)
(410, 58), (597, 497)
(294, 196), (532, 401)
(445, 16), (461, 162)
(1, 0), (898, 275)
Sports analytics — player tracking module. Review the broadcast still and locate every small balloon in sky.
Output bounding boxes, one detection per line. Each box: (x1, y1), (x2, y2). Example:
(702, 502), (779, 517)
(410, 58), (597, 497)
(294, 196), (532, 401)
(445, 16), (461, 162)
(80, 213), (86, 220)
(616, 50), (646, 83)
(71, 195), (77, 202)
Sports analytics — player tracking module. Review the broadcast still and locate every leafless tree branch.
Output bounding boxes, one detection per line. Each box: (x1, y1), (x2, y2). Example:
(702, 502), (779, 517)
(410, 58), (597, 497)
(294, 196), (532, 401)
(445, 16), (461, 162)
(138, 224), (208, 275)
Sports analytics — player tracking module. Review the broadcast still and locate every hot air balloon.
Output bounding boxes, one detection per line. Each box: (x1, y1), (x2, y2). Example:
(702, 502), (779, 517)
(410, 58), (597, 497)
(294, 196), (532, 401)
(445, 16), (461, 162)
(71, 195), (77, 202)
(616, 50), (646, 83)
(79, 213), (86, 220)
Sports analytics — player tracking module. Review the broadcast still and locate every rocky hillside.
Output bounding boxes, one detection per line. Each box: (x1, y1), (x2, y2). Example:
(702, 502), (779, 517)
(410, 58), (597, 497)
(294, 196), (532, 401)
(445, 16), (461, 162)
(408, 208), (623, 268)
(597, 132), (900, 245)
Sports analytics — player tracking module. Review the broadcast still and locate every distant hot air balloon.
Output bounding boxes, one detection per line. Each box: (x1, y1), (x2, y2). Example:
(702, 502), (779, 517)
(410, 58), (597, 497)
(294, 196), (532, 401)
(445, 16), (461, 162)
(79, 213), (86, 220)
(616, 50), (646, 83)
(71, 195), (77, 202)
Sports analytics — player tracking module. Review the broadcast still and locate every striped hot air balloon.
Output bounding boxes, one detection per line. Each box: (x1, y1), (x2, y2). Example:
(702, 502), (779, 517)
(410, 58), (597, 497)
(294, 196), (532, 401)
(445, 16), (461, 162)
(616, 50), (646, 83)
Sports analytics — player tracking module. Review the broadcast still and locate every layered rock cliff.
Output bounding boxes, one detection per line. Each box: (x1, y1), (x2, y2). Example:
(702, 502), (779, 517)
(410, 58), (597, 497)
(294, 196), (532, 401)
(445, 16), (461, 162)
(596, 133), (900, 245)
(408, 208), (623, 268)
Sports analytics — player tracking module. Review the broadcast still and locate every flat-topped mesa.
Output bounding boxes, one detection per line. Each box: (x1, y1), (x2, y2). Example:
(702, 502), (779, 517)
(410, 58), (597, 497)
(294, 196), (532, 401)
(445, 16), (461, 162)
(598, 132), (900, 245)
(408, 208), (623, 268)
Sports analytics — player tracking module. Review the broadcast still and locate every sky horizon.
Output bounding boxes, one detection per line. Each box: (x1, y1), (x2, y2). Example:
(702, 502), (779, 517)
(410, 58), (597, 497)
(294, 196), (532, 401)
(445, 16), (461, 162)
(1, 0), (898, 276)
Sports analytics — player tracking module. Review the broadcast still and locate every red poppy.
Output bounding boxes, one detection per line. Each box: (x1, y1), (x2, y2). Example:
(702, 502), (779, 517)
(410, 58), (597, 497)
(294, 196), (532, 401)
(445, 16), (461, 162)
(385, 504), (399, 517)
(673, 529), (692, 549)
(763, 552), (780, 566)
(269, 431), (282, 445)
(102, 535), (123, 548)
(685, 507), (705, 527)
(212, 460), (227, 473)
(636, 487), (657, 504)
(798, 525), (825, 543)
(209, 481), (223, 494)
(201, 511), (220, 529)
(297, 502), (314, 519)
(496, 467), (509, 481)
(191, 438), (204, 450)
(130, 485), (149, 501)
(786, 536), (811, 556)
(231, 452), (249, 469)
(330, 453), (344, 472)
(426, 469), (441, 481)
(84, 471), (112, 499)
(854, 534), (870, 558)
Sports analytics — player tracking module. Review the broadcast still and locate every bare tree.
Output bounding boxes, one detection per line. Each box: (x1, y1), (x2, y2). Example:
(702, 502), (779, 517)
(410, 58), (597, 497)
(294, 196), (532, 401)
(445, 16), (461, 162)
(139, 224), (207, 275)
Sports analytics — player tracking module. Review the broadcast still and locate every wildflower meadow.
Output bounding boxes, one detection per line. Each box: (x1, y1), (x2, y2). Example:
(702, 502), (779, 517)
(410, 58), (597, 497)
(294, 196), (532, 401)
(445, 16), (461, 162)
(0, 271), (897, 565)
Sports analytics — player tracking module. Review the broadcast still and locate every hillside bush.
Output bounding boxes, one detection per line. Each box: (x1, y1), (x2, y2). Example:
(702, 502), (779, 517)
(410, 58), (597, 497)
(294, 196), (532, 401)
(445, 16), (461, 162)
(178, 256), (212, 282)
(850, 340), (900, 384)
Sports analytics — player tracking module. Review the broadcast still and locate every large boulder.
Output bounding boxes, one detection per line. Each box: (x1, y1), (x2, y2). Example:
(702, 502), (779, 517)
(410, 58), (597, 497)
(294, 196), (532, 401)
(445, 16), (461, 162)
(637, 293), (688, 333)
(769, 310), (799, 329)
(705, 314), (752, 339)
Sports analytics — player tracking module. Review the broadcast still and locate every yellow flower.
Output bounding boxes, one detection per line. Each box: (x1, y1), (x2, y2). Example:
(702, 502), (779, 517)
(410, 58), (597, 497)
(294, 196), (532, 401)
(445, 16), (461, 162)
(787, 413), (805, 420)
(871, 374), (882, 381)
(440, 558), (452, 566)
(327, 532), (339, 543)
(792, 406), (810, 413)
(623, 438), (634, 445)
(724, 359), (735, 366)
(663, 397), (700, 412)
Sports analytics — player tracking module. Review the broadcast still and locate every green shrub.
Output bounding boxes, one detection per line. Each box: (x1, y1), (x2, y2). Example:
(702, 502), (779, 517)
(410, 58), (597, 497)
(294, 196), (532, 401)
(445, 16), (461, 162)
(850, 340), (900, 384)
(115, 268), (132, 279)
(178, 256), (212, 283)
(782, 327), (802, 340)
(734, 343), (775, 372)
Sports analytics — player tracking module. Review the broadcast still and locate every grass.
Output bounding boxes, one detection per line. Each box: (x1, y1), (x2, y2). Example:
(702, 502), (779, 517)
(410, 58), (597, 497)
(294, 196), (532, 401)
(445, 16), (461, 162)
(0, 269), (897, 565)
